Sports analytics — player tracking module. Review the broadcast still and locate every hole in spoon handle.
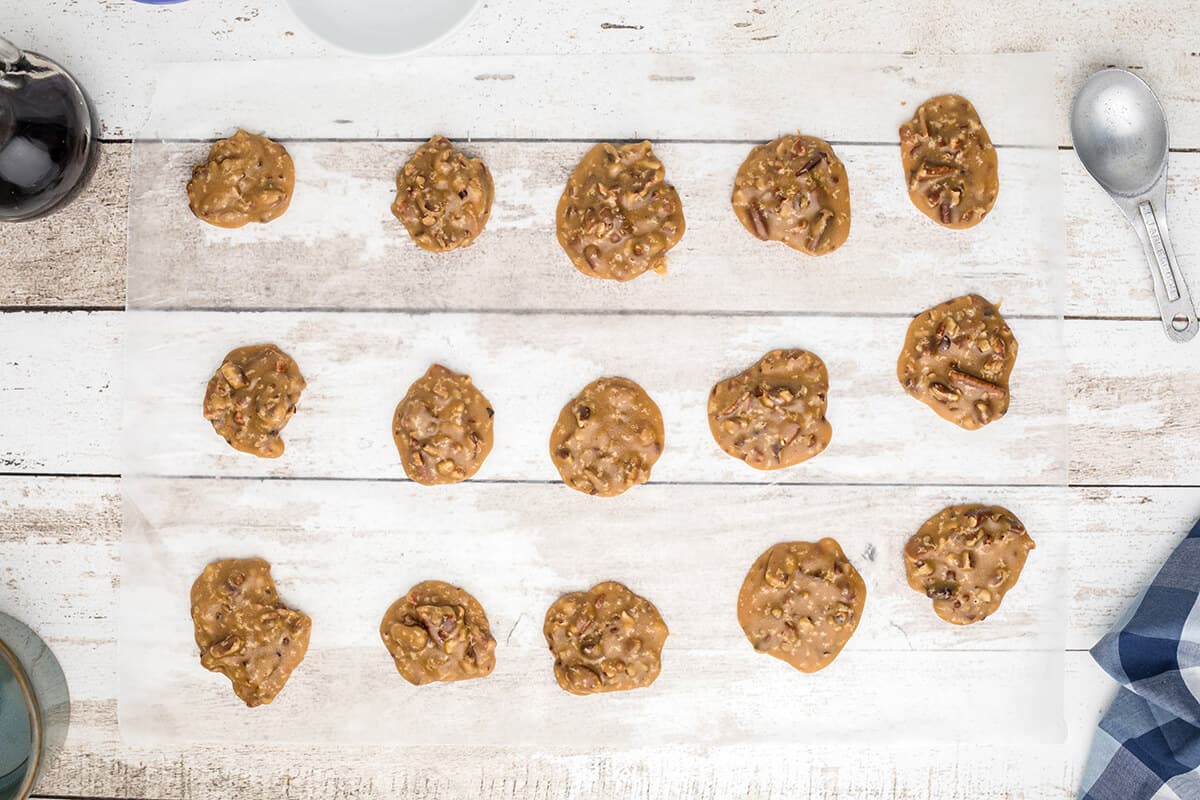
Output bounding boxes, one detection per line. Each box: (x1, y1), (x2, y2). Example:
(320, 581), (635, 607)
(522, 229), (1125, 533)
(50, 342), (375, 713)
(1136, 200), (1198, 342)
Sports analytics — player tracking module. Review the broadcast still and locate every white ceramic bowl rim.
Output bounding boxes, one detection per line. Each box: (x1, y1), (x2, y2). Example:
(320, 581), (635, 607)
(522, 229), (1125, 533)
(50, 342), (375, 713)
(285, 0), (482, 57)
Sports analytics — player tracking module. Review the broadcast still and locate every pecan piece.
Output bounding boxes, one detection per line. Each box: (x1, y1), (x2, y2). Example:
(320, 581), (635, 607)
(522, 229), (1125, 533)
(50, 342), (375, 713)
(746, 202), (770, 240)
(927, 382), (961, 402)
(948, 368), (1007, 398)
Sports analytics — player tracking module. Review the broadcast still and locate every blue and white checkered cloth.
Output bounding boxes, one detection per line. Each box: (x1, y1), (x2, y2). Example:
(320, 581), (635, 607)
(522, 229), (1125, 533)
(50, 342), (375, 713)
(1080, 516), (1200, 800)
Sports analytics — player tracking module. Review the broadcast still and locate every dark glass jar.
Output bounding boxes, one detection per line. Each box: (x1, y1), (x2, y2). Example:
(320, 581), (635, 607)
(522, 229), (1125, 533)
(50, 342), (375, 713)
(0, 37), (98, 222)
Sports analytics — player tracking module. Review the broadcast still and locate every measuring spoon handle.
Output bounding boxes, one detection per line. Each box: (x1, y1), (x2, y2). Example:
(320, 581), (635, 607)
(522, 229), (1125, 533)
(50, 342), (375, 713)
(1132, 193), (1198, 342)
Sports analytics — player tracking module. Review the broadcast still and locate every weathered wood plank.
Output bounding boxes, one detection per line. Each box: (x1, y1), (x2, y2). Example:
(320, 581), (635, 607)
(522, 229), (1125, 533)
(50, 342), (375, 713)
(122, 310), (1066, 484)
(1068, 486), (1200, 641)
(0, 144), (129, 308)
(7, 144), (1200, 325)
(120, 480), (1068, 747)
(1064, 153), (1200, 322)
(9, 1), (1200, 147)
(1068, 321), (1200, 484)
(5, 312), (1196, 485)
(8, 479), (1186, 649)
(0, 313), (120, 475)
(1, 7), (1197, 799)
(125, 141), (1062, 316)
(131, 54), (1058, 145)
(10, 478), (1195, 798)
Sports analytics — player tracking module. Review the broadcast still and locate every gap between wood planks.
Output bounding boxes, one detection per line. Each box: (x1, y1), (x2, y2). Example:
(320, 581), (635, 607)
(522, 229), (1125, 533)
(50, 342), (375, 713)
(9, 473), (1196, 491)
(125, 476), (1071, 487)
(96, 137), (1039, 147)
(93, 136), (1200, 155)
(0, 307), (1165, 322)
(11, 473), (1197, 493)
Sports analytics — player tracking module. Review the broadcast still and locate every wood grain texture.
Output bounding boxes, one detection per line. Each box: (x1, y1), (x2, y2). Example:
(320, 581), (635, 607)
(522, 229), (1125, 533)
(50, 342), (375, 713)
(5, 312), (1196, 485)
(119, 481), (1067, 747)
(7, 143), (1200, 324)
(122, 311), (1066, 484)
(0, 144), (129, 308)
(10, 477), (1194, 798)
(125, 140), (1062, 316)
(0, 313), (120, 475)
(131, 54), (1058, 145)
(1, 4), (1198, 798)
(7, 1), (1200, 147)
(1067, 320), (1200, 485)
(1064, 153), (1200, 321)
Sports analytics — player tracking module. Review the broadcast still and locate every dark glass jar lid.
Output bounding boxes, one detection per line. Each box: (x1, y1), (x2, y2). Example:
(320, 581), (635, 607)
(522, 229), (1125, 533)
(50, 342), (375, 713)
(0, 36), (98, 223)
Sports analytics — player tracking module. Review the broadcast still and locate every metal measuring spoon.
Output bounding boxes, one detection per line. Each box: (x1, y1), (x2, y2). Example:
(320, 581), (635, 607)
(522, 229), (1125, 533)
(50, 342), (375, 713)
(1071, 68), (1198, 342)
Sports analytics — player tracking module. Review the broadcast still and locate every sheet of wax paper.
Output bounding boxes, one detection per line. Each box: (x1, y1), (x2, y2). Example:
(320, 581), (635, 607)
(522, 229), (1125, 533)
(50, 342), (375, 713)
(120, 53), (1067, 745)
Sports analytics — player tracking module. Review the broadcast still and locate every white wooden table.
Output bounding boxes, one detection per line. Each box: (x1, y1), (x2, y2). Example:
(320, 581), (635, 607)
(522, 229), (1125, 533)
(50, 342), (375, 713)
(2, 2), (1199, 798)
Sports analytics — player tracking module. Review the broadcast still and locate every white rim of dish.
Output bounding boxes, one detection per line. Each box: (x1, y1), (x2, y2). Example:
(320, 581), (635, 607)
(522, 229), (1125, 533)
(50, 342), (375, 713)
(284, 0), (483, 58)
